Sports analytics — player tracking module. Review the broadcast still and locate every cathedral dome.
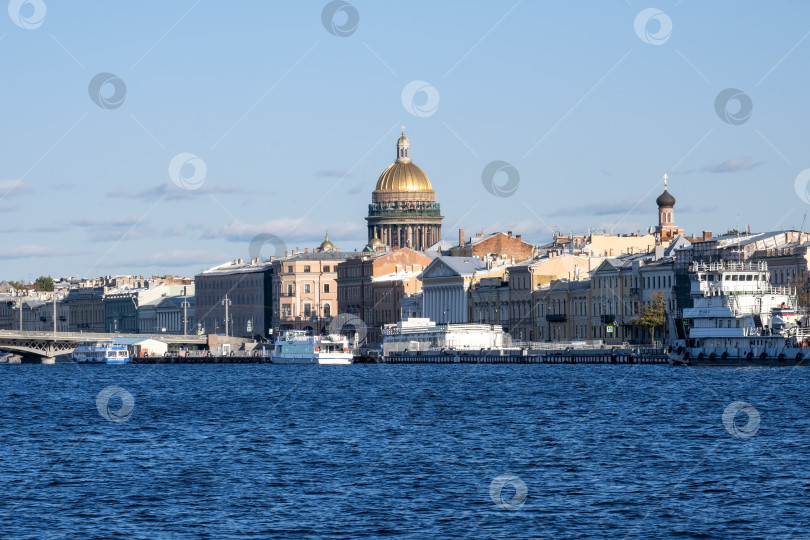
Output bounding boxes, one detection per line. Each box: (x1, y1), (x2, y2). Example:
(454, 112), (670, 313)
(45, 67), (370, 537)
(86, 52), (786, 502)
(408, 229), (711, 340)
(374, 128), (433, 193)
(375, 161), (433, 192)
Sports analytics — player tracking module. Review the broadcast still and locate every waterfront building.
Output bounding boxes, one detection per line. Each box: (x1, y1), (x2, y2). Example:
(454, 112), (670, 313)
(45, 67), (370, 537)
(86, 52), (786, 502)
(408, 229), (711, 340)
(336, 247), (431, 344)
(400, 291), (423, 320)
(506, 252), (599, 342)
(196, 258), (275, 338)
(365, 130), (443, 251)
(420, 256), (487, 323)
(271, 249), (353, 334)
(103, 282), (191, 333)
(450, 229), (534, 262)
(155, 295), (195, 335)
(533, 279), (591, 342)
(67, 287), (106, 332)
(381, 318), (511, 355)
(33, 295), (69, 332)
(469, 275), (510, 329)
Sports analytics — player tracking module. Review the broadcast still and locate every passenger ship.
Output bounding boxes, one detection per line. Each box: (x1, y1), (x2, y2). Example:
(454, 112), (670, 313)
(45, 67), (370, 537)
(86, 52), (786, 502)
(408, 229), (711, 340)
(668, 261), (810, 366)
(271, 331), (353, 365)
(72, 339), (131, 364)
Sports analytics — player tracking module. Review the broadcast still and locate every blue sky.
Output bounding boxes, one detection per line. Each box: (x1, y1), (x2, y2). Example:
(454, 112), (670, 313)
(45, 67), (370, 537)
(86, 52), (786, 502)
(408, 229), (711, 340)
(2, 1), (809, 281)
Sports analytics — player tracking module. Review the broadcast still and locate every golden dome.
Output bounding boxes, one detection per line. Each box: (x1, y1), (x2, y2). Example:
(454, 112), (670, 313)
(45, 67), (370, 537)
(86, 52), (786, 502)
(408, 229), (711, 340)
(398, 134), (409, 145)
(318, 231), (334, 252)
(375, 161), (433, 192)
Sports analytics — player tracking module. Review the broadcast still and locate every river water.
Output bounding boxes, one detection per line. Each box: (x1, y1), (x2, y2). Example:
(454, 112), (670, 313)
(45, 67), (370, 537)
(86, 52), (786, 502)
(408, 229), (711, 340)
(1, 363), (808, 538)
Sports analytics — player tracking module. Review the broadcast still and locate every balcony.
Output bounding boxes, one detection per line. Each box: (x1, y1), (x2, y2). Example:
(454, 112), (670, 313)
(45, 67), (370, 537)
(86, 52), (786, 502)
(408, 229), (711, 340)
(601, 315), (616, 324)
(546, 313), (567, 322)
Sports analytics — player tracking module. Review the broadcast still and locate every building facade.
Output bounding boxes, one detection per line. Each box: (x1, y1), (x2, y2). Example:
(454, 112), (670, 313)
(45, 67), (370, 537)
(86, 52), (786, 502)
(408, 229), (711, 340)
(195, 258), (275, 338)
(271, 251), (350, 333)
(336, 248), (431, 344)
(420, 257), (487, 324)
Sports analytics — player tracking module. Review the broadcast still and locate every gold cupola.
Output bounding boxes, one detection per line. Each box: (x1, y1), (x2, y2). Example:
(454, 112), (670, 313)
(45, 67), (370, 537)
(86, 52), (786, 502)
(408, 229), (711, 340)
(374, 128), (433, 193)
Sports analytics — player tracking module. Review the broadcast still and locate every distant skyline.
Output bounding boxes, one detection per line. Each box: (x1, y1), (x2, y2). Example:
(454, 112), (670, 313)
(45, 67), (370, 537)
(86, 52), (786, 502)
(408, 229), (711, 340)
(2, 1), (810, 280)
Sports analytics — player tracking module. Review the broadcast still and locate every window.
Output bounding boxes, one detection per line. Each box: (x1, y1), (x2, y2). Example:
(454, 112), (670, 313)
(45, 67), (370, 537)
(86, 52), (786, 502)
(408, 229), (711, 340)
(304, 284), (311, 294)
(324, 265), (330, 272)
(304, 303), (312, 317)
(286, 284), (293, 296)
(304, 265), (311, 273)
(324, 284), (330, 293)
(323, 304), (331, 318)
(287, 266), (293, 273)
(281, 304), (291, 317)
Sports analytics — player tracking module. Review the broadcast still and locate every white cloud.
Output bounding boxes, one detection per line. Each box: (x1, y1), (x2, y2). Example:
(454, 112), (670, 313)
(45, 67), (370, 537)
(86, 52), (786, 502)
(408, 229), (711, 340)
(0, 245), (81, 260)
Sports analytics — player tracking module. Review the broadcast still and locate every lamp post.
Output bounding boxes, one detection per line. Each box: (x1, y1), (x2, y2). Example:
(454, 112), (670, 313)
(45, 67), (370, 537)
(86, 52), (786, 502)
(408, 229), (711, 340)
(181, 299), (190, 336)
(221, 295), (232, 337)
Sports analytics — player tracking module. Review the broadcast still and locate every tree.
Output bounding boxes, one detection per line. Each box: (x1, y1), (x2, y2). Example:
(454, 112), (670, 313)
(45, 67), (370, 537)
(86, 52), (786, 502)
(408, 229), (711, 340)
(635, 292), (666, 344)
(34, 276), (54, 292)
(789, 271), (810, 308)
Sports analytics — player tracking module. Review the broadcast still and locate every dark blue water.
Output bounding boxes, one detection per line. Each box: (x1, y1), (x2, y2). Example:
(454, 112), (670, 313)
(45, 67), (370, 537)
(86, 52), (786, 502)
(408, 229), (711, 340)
(1, 363), (809, 539)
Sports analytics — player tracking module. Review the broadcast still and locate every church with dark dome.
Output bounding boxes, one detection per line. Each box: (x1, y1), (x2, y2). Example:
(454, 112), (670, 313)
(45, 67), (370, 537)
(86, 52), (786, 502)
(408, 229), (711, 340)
(655, 174), (683, 242)
(365, 130), (443, 251)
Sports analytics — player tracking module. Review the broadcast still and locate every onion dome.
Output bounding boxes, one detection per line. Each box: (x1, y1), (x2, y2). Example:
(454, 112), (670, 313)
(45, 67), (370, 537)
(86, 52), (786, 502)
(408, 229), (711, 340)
(656, 190), (676, 207)
(656, 173), (675, 207)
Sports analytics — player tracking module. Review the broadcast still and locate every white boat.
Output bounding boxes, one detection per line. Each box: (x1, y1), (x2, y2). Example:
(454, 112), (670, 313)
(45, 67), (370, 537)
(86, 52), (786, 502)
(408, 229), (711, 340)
(271, 330), (353, 365)
(668, 261), (810, 365)
(72, 339), (131, 364)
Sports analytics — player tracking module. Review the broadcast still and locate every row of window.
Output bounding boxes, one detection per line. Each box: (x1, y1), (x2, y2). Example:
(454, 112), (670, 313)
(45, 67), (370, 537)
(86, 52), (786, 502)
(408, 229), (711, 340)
(280, 303), (332, 318)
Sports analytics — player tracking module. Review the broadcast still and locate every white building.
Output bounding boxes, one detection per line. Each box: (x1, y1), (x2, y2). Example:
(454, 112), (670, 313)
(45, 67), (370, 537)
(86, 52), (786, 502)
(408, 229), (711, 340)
(420, 257), (487, 323)
(381, 318), (511, 355)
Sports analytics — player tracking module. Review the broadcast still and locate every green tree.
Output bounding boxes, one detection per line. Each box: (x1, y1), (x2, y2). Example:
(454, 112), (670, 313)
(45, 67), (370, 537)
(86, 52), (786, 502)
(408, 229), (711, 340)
(34, 276), (54, 292)
(635, 292), (666, 344)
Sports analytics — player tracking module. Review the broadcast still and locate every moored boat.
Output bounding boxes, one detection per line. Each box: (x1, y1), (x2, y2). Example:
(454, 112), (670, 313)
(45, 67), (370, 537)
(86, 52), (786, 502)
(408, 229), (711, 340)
(72, 339), (131, 364)
(271, 330), (353, 365)
(668, 261), (810, 366)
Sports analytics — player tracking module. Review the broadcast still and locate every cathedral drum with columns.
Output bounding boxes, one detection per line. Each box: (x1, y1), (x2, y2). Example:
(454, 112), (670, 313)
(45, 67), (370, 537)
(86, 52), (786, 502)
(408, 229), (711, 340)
(366, 130), (443, 251)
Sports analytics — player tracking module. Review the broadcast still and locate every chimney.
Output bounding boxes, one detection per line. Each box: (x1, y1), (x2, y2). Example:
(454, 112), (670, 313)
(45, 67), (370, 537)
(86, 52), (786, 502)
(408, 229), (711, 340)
(304, 248), (309, 253)
(459, 228), (465, 247)
(508, 231), (513, 238)
(516, 234), (521, 242)
(703, 231), (712, 241)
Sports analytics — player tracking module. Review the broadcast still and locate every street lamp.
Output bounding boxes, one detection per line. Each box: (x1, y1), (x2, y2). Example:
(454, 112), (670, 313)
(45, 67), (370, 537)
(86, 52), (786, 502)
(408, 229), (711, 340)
(181, 299), (190, 336)
(221, 295), (232, 337)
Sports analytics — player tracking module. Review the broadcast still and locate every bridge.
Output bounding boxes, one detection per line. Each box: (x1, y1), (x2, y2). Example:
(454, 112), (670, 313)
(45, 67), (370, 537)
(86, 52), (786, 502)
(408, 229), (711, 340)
(0, 331), (208, 363)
